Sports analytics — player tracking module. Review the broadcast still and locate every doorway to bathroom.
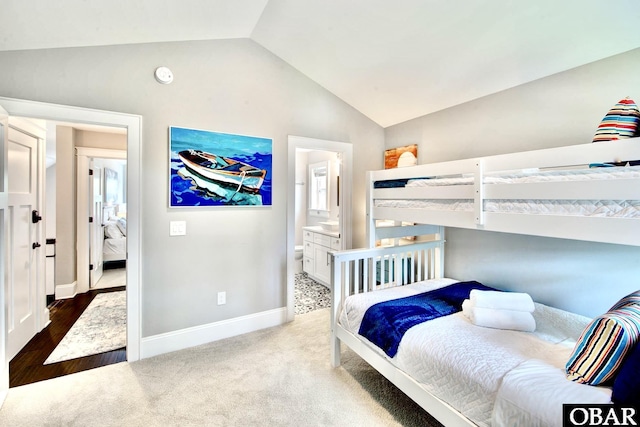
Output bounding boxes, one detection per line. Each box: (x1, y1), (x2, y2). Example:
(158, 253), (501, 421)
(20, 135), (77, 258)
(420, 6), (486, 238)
(286, 136), (353, 321)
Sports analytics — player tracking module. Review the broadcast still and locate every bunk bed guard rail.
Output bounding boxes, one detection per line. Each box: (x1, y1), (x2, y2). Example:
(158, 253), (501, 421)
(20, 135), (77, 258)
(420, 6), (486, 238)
(330, 240), (444, 329)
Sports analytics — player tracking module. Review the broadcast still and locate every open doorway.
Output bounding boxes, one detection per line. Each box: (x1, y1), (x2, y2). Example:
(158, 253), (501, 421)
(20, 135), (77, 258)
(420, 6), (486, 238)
(76, 145), (127, 296)
(293, 149), (338, 315)
(10, 122), (128, 387)
(0, 97), (141, 399)
(287, 136), (353, 321)
(90, 156), (127, 290)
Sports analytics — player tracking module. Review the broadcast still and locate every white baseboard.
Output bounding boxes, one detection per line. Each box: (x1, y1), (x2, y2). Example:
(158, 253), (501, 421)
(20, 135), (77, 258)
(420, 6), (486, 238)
(41, 307), (51, 330)
(140, 307), (288, 359)
(55, 281), (77, 300)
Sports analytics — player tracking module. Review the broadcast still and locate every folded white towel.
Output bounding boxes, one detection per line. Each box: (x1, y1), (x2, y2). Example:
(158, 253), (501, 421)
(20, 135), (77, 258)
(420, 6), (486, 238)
(467, 306), (536, 332)
(462, 299), (472, 318)
(469, 290), (535, 312)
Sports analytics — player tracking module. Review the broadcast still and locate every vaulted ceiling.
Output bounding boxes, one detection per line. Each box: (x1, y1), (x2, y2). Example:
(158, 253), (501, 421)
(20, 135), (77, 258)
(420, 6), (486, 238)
(2, 0), (639, 127)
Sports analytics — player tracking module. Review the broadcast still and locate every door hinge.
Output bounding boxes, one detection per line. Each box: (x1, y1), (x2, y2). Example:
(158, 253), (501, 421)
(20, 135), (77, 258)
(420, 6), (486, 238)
(89, 169), (94, 176)
(89, 216), (93, 223)
(89, 264), (94, 271)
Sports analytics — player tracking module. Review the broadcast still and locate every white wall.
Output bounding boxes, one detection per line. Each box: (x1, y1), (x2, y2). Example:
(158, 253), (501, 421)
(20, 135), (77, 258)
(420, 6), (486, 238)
(0, 38), (385, 337)
(385, 48), (640, 317)
(294, 150), (308, 246)
(305, 150), (339, 226)
(294, 149), (341, 246)
(94, 158), (127, 207)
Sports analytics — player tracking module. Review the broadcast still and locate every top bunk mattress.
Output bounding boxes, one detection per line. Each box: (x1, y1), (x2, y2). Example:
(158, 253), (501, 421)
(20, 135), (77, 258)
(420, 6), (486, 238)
(374, 165), (640, 218)
(338, 278), (612, 427)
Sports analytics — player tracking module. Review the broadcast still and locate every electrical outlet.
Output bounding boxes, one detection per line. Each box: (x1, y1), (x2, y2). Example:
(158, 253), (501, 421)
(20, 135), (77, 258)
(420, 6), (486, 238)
(217, 291), (226, 305)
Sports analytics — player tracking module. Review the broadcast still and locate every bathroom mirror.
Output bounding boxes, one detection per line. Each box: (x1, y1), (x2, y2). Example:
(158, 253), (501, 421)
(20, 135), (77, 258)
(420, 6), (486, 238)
(308, 161), (330, 214)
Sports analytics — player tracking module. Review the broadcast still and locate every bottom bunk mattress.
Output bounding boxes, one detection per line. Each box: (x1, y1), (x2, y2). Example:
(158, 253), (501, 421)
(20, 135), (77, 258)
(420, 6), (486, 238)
(338, 278), (612, 427)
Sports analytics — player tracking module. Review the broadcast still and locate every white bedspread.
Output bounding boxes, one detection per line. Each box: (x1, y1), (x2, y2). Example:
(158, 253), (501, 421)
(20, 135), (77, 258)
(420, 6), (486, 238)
(339, 279), (612, 427)
(492, 360), (611, 427)
(103, 236), (126, 261)
(405, 165), (640, 186)
(375, 198), (640, 218)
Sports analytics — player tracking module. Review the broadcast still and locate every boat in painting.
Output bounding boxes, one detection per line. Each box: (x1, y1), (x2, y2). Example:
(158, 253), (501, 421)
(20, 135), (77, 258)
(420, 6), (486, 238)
(178, 149), (266, 193)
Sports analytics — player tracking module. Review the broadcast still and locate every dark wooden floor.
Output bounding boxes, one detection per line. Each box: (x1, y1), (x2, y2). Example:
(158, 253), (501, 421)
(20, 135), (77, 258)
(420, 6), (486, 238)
(10, 286), (127, 388)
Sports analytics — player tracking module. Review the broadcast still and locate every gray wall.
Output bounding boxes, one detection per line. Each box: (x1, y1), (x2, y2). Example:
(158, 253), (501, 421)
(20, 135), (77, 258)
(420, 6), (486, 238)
(55, 126), (76, 286)
(0, 38), (384, 337)
(385, 48), (640, 317)
(75, 130), (127, 151)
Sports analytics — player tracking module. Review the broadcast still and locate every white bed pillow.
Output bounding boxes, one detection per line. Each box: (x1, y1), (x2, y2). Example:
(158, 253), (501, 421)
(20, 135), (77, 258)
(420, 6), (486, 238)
(116, 218), (126, 236)
(104, 222), (124, 239)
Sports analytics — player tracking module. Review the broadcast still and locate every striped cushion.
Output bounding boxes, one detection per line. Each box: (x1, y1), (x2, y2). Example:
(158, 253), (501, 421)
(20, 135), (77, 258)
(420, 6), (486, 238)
(609, 290), (640, 311)
(593, 98), (640, 142)
(566, 306), (640, 385)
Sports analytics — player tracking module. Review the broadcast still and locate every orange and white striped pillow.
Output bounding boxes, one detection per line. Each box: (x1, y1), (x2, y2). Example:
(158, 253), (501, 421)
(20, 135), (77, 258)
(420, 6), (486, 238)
(593, 98), (640, 142)
(609, 290), (640, 311)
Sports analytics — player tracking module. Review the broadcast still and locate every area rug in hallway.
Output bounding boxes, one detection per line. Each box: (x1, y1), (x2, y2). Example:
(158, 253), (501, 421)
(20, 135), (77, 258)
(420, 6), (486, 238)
(295, 272), (331, 315)
(44, 291), (126, 364)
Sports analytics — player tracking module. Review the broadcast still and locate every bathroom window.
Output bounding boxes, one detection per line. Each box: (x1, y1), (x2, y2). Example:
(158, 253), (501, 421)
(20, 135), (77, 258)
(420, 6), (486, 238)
(309, 161), (330, 216)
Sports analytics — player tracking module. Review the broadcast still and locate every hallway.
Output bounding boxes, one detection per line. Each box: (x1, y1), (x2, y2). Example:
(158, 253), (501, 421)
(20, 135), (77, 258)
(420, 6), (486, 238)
(10, 287), (126, 388)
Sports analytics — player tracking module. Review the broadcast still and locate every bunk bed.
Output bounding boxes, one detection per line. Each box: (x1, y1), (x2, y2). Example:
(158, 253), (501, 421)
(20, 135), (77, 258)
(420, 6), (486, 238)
(330, 138), (640, 427)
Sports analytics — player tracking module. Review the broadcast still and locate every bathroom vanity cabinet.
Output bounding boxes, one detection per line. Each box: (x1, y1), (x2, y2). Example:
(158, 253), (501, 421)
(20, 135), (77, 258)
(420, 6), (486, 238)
(302, 226), (340, 286)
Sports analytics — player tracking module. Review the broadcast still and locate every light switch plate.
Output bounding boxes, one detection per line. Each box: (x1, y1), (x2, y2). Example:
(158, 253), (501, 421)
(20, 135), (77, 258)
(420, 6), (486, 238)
(170, 220), (186, 236)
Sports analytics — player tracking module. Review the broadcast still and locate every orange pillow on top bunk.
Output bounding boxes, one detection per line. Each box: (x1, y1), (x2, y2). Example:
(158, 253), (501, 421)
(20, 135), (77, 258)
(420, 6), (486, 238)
(592, 98), (640, 142)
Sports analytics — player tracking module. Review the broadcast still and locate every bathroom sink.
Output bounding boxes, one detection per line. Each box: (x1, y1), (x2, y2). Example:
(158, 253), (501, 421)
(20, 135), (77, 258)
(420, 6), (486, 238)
(319, 221), (339, 232)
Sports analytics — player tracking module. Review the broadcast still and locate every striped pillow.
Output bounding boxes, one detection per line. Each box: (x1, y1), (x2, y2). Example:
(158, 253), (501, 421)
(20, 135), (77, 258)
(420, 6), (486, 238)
(566, 306), (640, 385)
(609, 290), (640, 311)
(592, 98), (640, 142)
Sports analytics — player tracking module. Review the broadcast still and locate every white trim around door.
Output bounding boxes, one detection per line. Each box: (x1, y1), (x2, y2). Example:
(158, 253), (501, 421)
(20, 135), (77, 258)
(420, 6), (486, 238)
(286, 135), (353, 322)
(76, 147), (127, 294)
(0, 96), (142, 364)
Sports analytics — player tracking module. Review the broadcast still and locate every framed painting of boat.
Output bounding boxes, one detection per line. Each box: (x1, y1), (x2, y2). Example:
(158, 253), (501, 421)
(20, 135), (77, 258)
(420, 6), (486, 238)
(169, 126), (272, 207)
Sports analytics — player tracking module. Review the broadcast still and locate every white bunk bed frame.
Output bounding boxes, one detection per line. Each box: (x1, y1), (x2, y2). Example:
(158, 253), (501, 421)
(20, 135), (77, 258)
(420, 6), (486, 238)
(330, 138), (640, 427)
(367, 138), (640, 247)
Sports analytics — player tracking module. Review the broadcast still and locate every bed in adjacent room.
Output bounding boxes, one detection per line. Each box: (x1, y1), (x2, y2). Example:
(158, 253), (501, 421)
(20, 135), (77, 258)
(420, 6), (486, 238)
(330, 138), (640, 426)
(102, 206), (127, 267)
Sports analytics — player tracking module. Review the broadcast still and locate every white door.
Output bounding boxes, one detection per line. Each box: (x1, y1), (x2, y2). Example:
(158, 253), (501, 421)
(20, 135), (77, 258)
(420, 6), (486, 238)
(90, 163), (103, 287)
(6, 125), (39, 361)
(0, 105), (10, 402)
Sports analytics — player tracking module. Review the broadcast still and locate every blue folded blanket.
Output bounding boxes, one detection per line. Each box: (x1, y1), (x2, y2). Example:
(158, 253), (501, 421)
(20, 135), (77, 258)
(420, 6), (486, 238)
(358, 281), (495, 357)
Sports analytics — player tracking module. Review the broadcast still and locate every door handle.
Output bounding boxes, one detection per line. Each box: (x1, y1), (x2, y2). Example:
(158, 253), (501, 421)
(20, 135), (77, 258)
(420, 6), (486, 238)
(32, 210), (42, 223)
(32, 242), (41, 250)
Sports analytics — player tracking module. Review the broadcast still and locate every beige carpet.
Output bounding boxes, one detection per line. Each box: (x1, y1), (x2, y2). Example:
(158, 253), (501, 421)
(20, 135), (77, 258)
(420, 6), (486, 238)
(0, 309), (443, 427)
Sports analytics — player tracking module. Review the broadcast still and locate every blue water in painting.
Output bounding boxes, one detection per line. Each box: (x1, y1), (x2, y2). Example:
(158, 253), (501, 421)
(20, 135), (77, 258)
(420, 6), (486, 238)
(170, 127), (272, 206)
